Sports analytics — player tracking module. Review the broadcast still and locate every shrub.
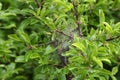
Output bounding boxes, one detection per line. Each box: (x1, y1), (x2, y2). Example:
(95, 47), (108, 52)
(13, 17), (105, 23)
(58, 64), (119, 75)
(0, 0), (120, 80)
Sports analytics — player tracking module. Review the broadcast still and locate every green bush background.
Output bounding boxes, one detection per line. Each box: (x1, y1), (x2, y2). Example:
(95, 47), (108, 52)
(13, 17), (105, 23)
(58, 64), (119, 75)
(0, 0), (120, 80)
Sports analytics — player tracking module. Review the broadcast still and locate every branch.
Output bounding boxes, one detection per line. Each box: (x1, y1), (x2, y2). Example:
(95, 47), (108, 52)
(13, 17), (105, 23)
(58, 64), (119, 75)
(106, 35), (120, 41)
(76, 21), (82, 37)
(55, 29), (73, 39)
(35, 29), (74, 47)
(34, 0), (41, 8)
(36, 40), (56, 47)
(73, 2), (82, 37)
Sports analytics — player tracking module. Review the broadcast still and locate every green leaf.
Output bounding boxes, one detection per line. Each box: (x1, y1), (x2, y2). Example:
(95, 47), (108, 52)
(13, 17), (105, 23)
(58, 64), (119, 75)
(93, 57), (103, 68)
(68, 67), (77, 71)
(103, 22), (113, 33)
(7, 63), (16, 70)
(112, 66), (118, 75)
(25, 50), (32, 62)
(114, 22), (120, 29)
(8, 34), (20, 41)
(110, 75), (117, 80)
(114, 22), (120, 33)
(40, 17), (56, 30)
(22, 9), (36, 16)
(95, 68), (111, 76)
(45, 45), (56, 55)
(99, 9), (105, 24)
(30, 53), (39, 59)
(18, 30), (30, 44)
(18, 17), (37, 30)
(100, 58), (111, 64)
(15, 56), (25, 62)
(99, 77), (106, 80)
(3, 23), (16, 29)
(72, 42), (85, 52)
(0, 12), (16, 17)
(52, 0), (73, 12)
(55, 14), (67, 25)
(25, 50), (39, 62)
(0, 49), (12, 53)
(0, 64), (5, 68)
(30, 31), (38, 44)
(0, 3), (2, 10)
(36, 8), (41, 16)
(0, 11), (16, 20)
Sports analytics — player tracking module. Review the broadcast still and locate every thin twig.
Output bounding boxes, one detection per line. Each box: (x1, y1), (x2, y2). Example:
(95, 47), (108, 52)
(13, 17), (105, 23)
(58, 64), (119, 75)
(73, 2), (82, 37)
(36, 40), (56, 47)
(55, 29), (73, 39)
(76, 21), (82, 37)
(34, 0), (41, 8)
(106, 35), (120, 41)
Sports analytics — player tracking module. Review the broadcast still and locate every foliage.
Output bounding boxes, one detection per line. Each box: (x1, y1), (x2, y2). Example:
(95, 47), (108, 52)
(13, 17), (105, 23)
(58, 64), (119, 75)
(0, 0), (120, 80)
